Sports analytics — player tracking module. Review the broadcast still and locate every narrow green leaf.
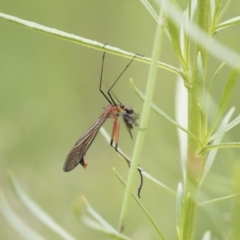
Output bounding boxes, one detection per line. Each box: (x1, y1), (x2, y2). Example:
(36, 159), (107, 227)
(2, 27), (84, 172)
(188, 0), (197, 20)
(176, 183), (184, 228)
(207, 68), (239, 139)
(176, 226), (180, 240)
(198, 193), (240, 207)
(82, 197), (117, 233)
(8, 174), (77, 240)
(206, 62), (225, 115)
(209, 114), (240, 141)
(81, 216), (131, 240)
(200, 107), (235, 185)
(217, 0), (233, 22)
(75, 197), (131, 240)
(197, 52), (207, 138)
(180, 12), (187, 66)
(209, 0), (221, 36)
(139, 0), (172, 43)
(130, 79), (202, 147)
(113, 168), (165, 240)
(140, 0), (158, 22)
(0, 191), (46, 240)
(154, 0), (240, 68)
(210, 0), (216, 22)
(143, 171), (176, 196)
(215, 16), (240, 32)
(182, 0), (197, 69)
(201, 142), (240, 153)
(175, 77), (187, 184)
(168, 18), (187, 70)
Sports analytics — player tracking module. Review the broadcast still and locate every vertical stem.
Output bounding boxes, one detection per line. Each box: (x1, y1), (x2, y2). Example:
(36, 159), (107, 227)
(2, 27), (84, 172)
(118, 4), (166, 233)
(180, 0), (211, 239)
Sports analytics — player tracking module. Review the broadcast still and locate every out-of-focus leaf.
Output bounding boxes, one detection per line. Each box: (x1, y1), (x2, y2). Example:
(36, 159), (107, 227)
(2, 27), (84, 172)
(217, 0), (233, 22)
(82, 216), (130, 240)
(176, 183), (184, 228)
(8, 174), (77, 240)
(81, 198), (131, 240)
(82, 197), (117, 233)
(198, 193), (240, 206)
(215, 16), (240, 32)
(175, 77), (188, 183)
(0, 191), (46, 240)
(201, 230), (211, 240)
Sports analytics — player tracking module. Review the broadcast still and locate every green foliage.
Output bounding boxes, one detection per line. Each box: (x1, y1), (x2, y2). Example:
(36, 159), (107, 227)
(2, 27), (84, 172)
(1, 0), (240, 239)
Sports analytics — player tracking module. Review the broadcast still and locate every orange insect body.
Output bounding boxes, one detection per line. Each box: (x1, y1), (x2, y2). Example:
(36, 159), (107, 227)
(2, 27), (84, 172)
(63, 104), (138, 172)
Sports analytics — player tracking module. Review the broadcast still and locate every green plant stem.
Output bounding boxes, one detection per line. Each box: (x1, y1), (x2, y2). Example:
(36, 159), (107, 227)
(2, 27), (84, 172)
(0, 12), (182, 77)
(118, 5), (165, 233)
(179, 1), (211, 239)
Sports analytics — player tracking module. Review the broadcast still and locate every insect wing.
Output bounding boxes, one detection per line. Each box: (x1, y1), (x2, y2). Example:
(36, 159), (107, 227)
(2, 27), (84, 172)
(123, 117), (133, 139)
(63, 115), (107, 172)
(122, 112), (138, 140)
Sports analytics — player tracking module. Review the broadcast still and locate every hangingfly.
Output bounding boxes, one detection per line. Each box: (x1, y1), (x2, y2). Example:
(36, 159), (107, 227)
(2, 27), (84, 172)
(63, 47), (143, 197)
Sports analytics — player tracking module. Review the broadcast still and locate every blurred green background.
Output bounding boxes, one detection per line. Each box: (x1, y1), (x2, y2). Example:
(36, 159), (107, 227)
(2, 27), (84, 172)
(1, 1), (240, 239)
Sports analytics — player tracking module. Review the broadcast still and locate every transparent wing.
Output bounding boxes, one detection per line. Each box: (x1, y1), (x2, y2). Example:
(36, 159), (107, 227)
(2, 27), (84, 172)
(123, 117), (133, 139)
(63, 114), (108, 172)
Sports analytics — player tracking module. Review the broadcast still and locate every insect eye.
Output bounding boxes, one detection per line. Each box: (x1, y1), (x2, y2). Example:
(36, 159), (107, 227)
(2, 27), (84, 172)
(125, 107), (134, 114)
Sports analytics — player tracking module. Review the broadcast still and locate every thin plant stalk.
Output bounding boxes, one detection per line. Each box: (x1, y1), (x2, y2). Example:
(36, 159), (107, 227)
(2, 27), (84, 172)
(118, 4), (166, 233)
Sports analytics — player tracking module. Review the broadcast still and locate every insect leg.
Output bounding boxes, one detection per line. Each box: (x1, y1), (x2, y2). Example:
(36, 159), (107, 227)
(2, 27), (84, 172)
(114, 118), (120, 151)
(110, 117), (118, 147)
(110, 143), (144, 198)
